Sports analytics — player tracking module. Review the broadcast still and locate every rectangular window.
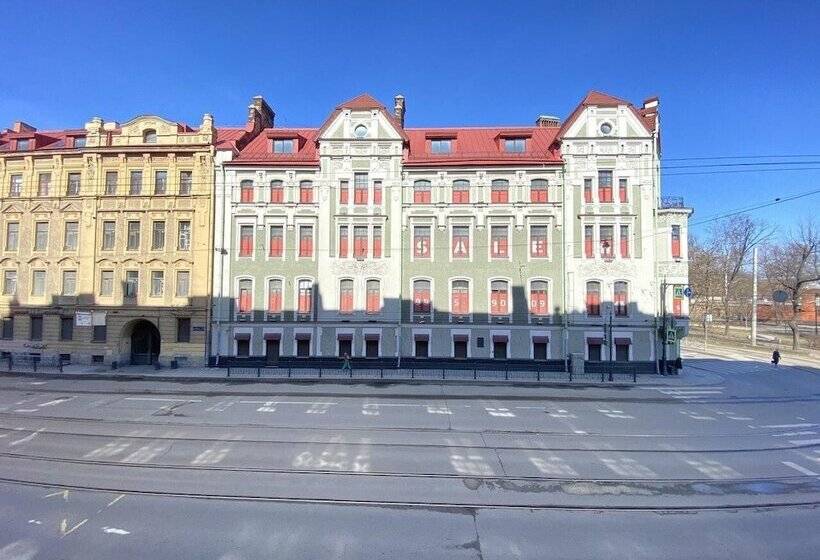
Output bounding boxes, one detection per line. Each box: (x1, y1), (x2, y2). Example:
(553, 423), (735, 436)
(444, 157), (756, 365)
(490, 225), (508, 258)
(366, 280), (380, 314)
(17, 139), (31, 151)
(62, 270), (77, 296)
(30, 316), (43, 341)
(533, 339), (548, 360)
(530, 281), (549, 317)
(151, 221), (166, 250)
(620, 225), (630, 258)
(671, 225), (682, 258)
(73, 136), (86, 148)
(339, 180), (349, 205)
(129, 171), (142, 195)
(491, 181), (509, 203)
(34, 222), (48, 251)
(339, 279), (354, 314)
(176, 220), (191, 251)
(268, 225), (283, 257)
(31, 271), (46, 296)
(299, 225), (314, 258)
(269, 180), (284, 203)
(618, 178), (628, 202)
(530, 225), (548, 258)
(267, 279), (283, 313)
(530, 179), (548, 203)
(239, 225), (254, 257)
(93, 324), (107, 343)
(584, 225), (594, 258)
(63, 221), (78, 251)
(415, 336), (429, 358)
(588, 341), (602, 362)
(504, 138), (526, 152)
(354, 173), (368, 205)
(102, 221), (116, 250)
(3, 271), (17, 295)
(38, 173), (51, 197)
(431, 139), (452, 154)
(365, 337), (379, 358)
(614, 281), (629, 317)
(583, 178), (593, 203)
(413, 226), (430, 258)
(179, 171), (192, 195)
(127, 221), (140, 250)
(150, 271), (164, 297)
(100, 270), (114, 296)
(299, 182), (313, 203)
(353, 226), (368, 258)
(273, 139), (294, 153)
(297, 279), (312, 314)
(451, 281), (469, 315)
(338, 226), (349, 258)
(452, 180), (470, 204)
(2, 317), (13, 339)
(452, 226), (470, 259)
(154, 170), (167, 195)
(236, 338), (250, 357)
(5, 222), (18, 251)
(600, 225), (614, 258)
(125, 271), (139, 298)
(176, 318), (191, 343)
(105, 171), (118, 195)
(598, 170), (613, 202)
(615, 342), (630, 362)
(296, 337), (310, 357)
(493, 337), (508, 359)
(9, 175), (22, 197)
(60, 317), (74, 341)
(240, 181), (254, 203)
(453, 337), (468, 359)
(373, 181), (382, 205)
(372, 226), (382, 258)
(237, 279), (252, 313)
(176, 271), (190, 297)
(413, 181), (431, 204)
(67, 172), (81, 196)
(490, 281), (509, 315)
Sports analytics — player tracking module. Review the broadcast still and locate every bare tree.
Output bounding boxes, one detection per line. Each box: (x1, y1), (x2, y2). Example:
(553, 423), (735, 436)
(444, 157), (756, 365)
(764, 219), (820, 350)
(688, 235), (721, 329)
(707, 215), (772, 334)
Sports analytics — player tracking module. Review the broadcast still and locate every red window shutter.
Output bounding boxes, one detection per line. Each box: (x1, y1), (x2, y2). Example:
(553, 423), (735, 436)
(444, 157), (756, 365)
(339, 229), (348, 258)
(373, 230), (382, 258)
(452, 290), (468, 315)
(300, 229), (313, 257)
(300, 186), (312, 203)
(268, 290), (281, 313)
(366, 290), (379, 314)
(340, 290), (353, 314)
(239, 290), (251, 313)
(240, 233), (253, 257)
(530, 290), (547, 315)
(298, 289), (312, 314)
(373, 182), (382, 205)
(672, 237), (681, 258)
(339, 183), (349, 204)
(241, 186), (254, 203)
(414, 288), (431, 313)
(620, 236), (629, 258)
(269, 235), (282, 257)
(270, 186), (283, 203)
(619, 179), (628, 202)
(673, 297), (683, 317)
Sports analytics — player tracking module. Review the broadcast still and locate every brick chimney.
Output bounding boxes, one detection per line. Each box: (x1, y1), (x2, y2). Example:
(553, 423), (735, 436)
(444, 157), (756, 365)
(246, 95), (274, 133)
(535, 115), (560, 127)
(12, 121), (36, 133)
(394, 94), (406, 128)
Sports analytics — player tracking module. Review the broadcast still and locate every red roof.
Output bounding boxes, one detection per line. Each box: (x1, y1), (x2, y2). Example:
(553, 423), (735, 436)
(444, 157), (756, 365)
(557, 90), (655, 138)
(317, 93), (409, 141)
(215, 127), (250, 152)
(0, 129), (86, 153)
(232, 128), (320, 166)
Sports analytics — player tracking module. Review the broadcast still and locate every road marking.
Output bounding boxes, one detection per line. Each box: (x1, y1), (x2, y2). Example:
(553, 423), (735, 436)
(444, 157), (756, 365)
(13, 409), (38, 413)
(102, 526), (130, 535)
(43, 490), (69, 500)
(759, 423), (817, 429)
(781, 461), (818, 476)
(124, 397), (202, 403)
(10, 428), (43, 446)
(789, 439), (820, 446)
(60, 518), (87, 537)
(28, 519), (42, 525)
(106, 494), (125, 508)
(771, 431), (817, 437)
(38, 397), (74, 407)
(239, 400), (337, 405)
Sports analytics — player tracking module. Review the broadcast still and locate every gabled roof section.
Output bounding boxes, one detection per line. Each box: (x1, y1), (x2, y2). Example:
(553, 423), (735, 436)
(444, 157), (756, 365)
(215, 127), (252, 153)
(232, 128), (320, 167)
(317, 93), (408, 141)
(0, 128), (86, 153)
(557, 90), (655, 138)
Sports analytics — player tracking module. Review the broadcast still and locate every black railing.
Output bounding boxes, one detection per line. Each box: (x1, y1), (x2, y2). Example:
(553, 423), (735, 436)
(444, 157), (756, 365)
(661, 196), (685, 209)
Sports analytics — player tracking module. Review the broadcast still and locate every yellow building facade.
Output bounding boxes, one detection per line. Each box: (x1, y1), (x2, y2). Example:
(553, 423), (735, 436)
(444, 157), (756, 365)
(0, 114), (215, 366)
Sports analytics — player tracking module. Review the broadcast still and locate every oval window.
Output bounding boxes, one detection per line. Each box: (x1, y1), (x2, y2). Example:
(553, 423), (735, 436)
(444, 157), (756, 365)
(600, 122), (613, 135)
(354, 125), (368, 138)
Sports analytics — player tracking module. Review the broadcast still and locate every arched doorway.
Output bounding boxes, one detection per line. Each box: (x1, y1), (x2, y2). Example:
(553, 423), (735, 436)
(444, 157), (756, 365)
(126, 320), (161, 365)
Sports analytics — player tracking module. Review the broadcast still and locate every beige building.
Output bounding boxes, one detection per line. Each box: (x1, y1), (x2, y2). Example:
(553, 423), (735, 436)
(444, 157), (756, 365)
(0, 114), (216, 366)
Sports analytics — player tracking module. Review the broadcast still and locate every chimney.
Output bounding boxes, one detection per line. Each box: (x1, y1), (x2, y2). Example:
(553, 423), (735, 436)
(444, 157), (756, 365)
(535, 115), (560, 127)
(394, 94), (406, 127)
(246, 95), (275, 133)
(643, 96), (659, 111)
(12, 121), (36, 133)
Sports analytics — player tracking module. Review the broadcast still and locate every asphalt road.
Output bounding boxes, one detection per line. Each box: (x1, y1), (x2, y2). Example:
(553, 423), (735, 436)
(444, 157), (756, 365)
(0, 356), (818, 559)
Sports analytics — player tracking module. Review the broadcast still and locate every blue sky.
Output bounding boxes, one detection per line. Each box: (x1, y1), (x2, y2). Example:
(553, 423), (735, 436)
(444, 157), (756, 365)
(2, 1), (819, 237)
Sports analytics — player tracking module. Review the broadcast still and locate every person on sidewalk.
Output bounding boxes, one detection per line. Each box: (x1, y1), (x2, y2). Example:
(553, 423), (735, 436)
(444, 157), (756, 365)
(771, 349), (781, 366)
(674, 357), (683, 374)
(341, 352), (352, 375)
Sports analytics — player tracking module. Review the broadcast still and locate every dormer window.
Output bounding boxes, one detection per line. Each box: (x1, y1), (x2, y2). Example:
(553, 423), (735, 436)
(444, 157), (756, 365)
(16, 139), (31, 151)
(504, 138), (526, 153)
(431, 139), (452, 154)
(73, 136), (86, 149)
(143, 129), (157, 144)
(272, 139), (294, 153)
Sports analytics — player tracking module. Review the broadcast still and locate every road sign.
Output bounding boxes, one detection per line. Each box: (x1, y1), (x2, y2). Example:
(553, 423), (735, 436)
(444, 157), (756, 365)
(667, 329), (677, 343)
(683, 286), (693, 298)
(705, 314), (713, 322)
(772, 290), (789, 303)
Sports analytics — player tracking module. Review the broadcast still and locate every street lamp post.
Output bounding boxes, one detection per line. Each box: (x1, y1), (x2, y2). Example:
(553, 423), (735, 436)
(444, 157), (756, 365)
(815, 294), (819, 335)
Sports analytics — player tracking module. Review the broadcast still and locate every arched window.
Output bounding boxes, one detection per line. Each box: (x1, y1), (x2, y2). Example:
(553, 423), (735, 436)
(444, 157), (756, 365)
(530, 280), (548, 316)
(237, 279), (252, 313)
(530, 179), (548, 203)
(240, 180), (254, 203)
(491, 179), (509, 203)
(452, 180), (470, 204)
(143, 129), (157, 144)
(297, 279), (313, 315)
(490, 280), (509, 315)
(414, 180), (432, 204)
(451, 280), (470, 315)
(413, 279), (431, 314)
(339, 279), (354, 314)
(366, 280), (381, 314)
(267, 278), (282, 314)
(614, 281), (628, 317)
(586, 281), (601, 316)
(270, 180), (284, 203)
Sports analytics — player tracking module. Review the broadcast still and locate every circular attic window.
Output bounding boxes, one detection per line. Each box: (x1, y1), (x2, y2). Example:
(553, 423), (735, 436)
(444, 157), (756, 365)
(599, 122), (613, 135)
(353, 125), (368, 138)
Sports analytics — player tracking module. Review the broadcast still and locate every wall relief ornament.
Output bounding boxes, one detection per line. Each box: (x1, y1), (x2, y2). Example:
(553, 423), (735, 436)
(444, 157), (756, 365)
(330, 259), (388, 276)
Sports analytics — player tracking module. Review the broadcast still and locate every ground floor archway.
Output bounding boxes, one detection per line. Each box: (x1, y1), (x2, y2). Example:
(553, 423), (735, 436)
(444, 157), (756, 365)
(121, 319), (161, 365)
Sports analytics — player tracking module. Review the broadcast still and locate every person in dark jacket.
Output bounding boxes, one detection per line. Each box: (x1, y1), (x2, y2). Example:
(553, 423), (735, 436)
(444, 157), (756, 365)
(674, 357), (683, 373)
(771, 349), (781, 366)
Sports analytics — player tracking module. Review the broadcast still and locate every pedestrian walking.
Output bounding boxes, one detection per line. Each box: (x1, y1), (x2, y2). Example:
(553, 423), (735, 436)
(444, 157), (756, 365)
(771, 349), (781, 366)
(341, 352), (352, 375)
(674, 356), (683, 373)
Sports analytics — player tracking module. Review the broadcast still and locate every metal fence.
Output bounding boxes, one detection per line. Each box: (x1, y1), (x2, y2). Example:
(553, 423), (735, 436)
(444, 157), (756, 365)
(3, 353), (65, 373)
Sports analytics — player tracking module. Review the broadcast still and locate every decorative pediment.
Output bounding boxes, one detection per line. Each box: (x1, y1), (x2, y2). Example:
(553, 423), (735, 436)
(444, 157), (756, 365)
(145, 257), (168, 266)
(28, 203), (52, 214)
(59, 201), (82, 213)
(0, 258), (20, 267)
(56, 256), (80, 267)
(26, 257), (48, 266)
(1, 203), (24, 214)
(96, 258), (117, 267)
(171, 258), (194, 267)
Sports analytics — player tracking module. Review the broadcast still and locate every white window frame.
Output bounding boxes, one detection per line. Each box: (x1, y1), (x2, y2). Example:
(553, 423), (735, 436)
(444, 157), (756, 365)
(448, 277), (473, 323)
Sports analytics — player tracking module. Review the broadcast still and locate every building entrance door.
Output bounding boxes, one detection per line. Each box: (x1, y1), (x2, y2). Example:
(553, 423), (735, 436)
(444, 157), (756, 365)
(265, 338), (280, 364)
(130, 320), (161, 365)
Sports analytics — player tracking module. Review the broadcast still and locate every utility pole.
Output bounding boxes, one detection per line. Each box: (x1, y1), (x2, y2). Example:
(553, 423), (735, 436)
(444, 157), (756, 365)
(660, 279), (667, 374)
(751, 246), (758, 347)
